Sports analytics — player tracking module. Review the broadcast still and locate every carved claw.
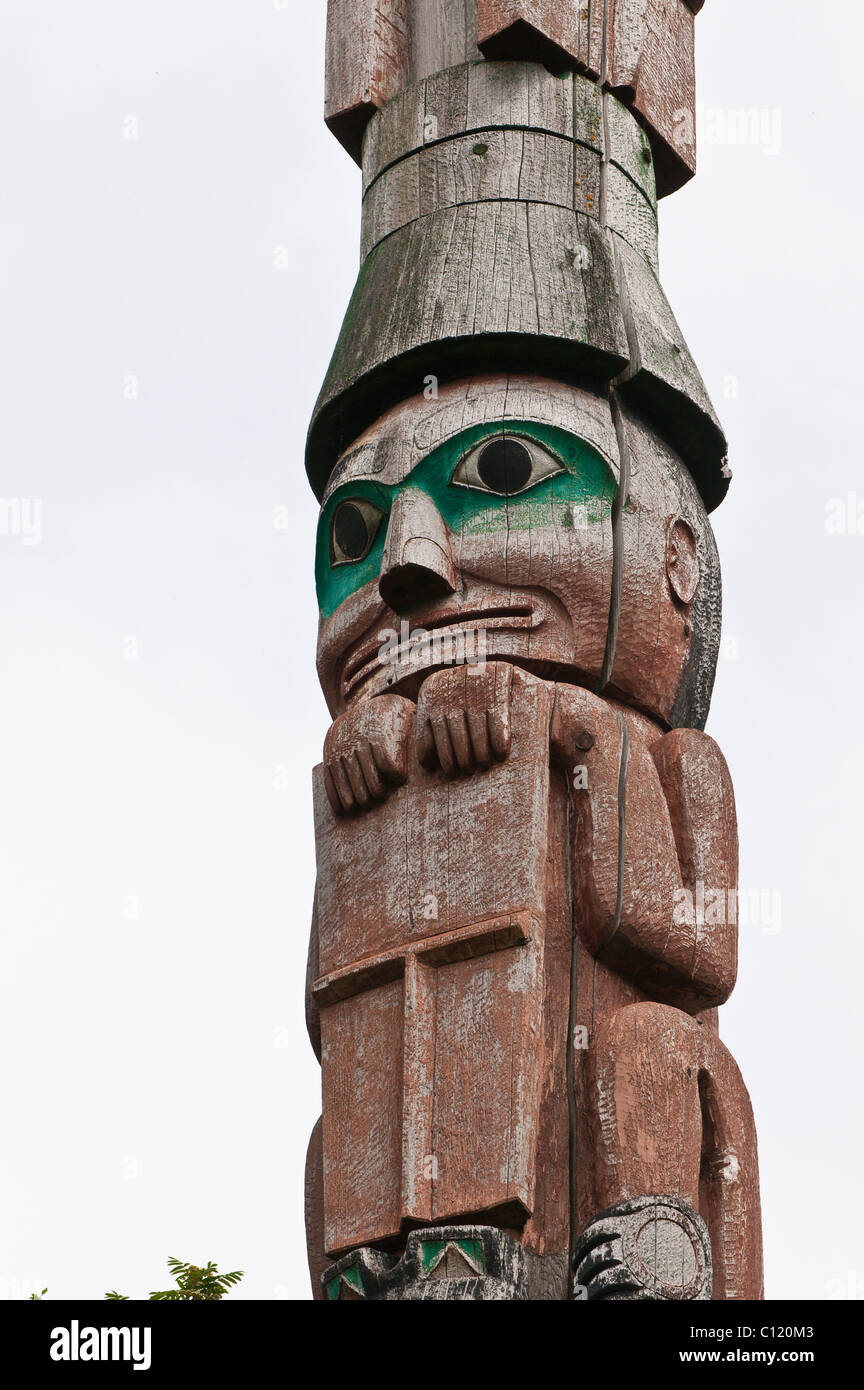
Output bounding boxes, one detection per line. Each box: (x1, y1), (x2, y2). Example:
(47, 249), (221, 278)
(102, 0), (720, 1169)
(416, 661), (513, 776)
(572, 1196), (712, 1301)
(323, 694), (415, 815)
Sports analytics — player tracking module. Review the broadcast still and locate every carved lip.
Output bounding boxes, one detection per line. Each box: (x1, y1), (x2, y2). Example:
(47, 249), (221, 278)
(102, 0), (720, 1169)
(342, 604), (538, 699)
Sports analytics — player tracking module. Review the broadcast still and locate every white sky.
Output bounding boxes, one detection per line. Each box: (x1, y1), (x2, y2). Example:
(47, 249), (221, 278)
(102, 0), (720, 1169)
(0, 0), (860, 1302)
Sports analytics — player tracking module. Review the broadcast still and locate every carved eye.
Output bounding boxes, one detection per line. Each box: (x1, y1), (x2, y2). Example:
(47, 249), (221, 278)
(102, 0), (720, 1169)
(329, 498), (384, 565)
(450, 434), (565, 497)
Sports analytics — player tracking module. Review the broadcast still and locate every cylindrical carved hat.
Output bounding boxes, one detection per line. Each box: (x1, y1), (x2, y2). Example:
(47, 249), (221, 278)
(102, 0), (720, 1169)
(306, 3), (727, 512)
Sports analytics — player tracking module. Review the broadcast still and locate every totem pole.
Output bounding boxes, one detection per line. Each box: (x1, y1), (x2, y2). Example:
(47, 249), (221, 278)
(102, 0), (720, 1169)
(304, 0), (763, 1301)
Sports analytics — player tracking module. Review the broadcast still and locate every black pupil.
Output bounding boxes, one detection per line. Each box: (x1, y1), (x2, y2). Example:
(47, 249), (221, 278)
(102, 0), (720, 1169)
(334, 502), (370, 560)
(477, 438), (533, 494)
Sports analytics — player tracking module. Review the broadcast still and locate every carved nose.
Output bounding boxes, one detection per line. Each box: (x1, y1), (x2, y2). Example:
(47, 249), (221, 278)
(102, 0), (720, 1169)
(378, 488), (457, 613)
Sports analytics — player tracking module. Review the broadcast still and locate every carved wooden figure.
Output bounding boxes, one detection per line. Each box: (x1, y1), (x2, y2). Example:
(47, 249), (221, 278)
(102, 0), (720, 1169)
(304, 1), (762, 1301)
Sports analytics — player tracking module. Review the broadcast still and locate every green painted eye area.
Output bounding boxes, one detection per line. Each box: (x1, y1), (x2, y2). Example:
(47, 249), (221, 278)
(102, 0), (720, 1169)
(330, 498), (384, 565)
(315, 420), (617, 618)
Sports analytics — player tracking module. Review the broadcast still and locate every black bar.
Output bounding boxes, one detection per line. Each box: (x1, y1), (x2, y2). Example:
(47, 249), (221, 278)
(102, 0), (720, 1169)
(3, 1298), (857, 1376)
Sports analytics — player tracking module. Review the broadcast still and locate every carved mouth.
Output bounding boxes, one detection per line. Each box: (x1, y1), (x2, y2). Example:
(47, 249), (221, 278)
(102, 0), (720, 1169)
(342, 605), (538, 699)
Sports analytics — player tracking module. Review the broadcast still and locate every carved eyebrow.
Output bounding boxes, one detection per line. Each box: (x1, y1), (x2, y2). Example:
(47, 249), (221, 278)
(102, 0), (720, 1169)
(322, 448), (390, 505)
(321, 422), (613, 509)
(323, 424), (528, 502)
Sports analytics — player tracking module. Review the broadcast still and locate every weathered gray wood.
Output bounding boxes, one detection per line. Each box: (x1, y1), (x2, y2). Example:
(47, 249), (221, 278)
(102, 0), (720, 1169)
(405, 0), (482, 84)
(573, 70), (603, 150)
(524, 1250), (570, 1302)
(313, 62), (727, 512)
(573, 139), (601, 219)
(361, 80), (428, 189)
(612, 233), (727, 510)
(573, 77), (603, 218)
(307, 200), (630, 496)
(313, 144), (724, 503)
(466, 53), (573, 133)
(361, 70), (655, 261)
(606, 164), (658, 272)
(361, 129), (576, 260)
(362, 59), (574, 192)
(604, 92), (657, 211)
(474, 1), (703, 193)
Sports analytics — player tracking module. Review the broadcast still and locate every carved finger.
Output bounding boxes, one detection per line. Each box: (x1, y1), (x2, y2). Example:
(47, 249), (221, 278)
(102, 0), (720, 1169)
(465, 708), (492, 767)
(446, 710), (473, 771)
(486, 664), (513, 760)
(486, 703), (511, 762)
(342, 751), (370, 808)
(573, 1219), (622, 1257)
(416, 712), (437, 770)
(327, 756), (356, 814)
(323, 763), (344, 817)
(575, 1240), (620, 1287)
(430, 716), (457, 777)
(580, 1264), (648, 1300)
(355, 741), (387, 800)
(369, 731), (408, 784)
(363, 695), (414, 783)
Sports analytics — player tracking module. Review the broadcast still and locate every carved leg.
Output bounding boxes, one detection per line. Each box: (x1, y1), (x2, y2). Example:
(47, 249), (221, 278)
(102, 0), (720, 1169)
(304, 1119), (329, 1302)
(575, 1002), (762, 1300)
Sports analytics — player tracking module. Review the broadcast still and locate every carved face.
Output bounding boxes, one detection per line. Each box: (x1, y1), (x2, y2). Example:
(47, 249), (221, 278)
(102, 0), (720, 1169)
(315, 375), (719, 729)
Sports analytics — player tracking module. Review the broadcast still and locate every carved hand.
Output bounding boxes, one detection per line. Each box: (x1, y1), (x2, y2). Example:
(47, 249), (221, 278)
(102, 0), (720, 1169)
(416, 661), (513, 776)
(323, 694), (415, 815)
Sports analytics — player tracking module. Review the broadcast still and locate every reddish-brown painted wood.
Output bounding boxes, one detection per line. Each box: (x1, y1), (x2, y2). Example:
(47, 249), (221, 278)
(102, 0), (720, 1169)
(607, 0), (700, 194)
(477, 0), (604, 76)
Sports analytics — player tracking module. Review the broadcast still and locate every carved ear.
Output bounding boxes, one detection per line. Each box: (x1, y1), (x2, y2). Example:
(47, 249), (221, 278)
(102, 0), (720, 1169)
(666, 518), (700, 605)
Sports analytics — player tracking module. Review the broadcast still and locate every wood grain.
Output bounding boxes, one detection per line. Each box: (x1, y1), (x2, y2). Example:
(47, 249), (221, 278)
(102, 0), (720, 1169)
(310, 60), (728, 513)
(311, 668), (568, 1257)
(608, 0), (700, 195)
(313, 373), (722, 734)
(405, 0), (483, 83)
(308, 197), (630, 494)
(326, 0), (708, 188)
(362, 58), (574, 193)
(474, 0), (704, 193)
(325, 0), (409, 162)
(308, 664), (762, 1293)
(477, 0), (604, 77)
